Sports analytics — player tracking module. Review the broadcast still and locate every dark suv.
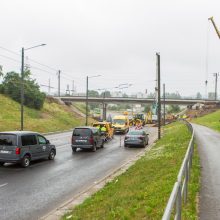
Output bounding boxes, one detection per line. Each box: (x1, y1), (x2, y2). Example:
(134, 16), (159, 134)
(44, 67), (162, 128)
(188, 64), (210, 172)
(71, 126), (104, 152)
(0, 131), (56, 167)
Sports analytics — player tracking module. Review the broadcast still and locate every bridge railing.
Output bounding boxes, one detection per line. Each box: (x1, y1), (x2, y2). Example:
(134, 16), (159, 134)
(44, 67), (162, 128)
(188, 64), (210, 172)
(162, 121), (194, 220)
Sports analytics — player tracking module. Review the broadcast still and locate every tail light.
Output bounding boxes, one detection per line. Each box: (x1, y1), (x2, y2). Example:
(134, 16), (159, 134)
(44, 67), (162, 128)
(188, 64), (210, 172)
(89, 136), (94, 144)
(15, 147), (21, 155)
(72, 136), (75, 143)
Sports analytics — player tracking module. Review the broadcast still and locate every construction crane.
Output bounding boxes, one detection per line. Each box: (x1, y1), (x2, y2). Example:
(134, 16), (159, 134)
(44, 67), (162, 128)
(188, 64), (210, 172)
(208, 16), (220, 39)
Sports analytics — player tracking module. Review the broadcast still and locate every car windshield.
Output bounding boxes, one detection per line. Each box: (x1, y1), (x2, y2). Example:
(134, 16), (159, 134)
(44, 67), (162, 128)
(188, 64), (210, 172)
(113, 119), (125, 125)
(73, 129), (92, 136)
(0, 134), (17, 146)
(128, 131), (143, 135)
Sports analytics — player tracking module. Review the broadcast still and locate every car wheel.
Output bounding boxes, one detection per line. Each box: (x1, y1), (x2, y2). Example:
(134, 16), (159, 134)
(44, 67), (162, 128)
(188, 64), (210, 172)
(72, 147), (77, 153)
(124, 144), (127, 147)
(92, 143), (97, 152)
(21, 155), (31, 168)
(48, 149), (56, 160)
(0, 162), (4, 166)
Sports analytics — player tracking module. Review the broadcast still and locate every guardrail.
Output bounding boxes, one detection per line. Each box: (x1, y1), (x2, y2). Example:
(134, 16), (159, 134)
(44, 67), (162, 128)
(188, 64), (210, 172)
(162, 122), (194, 220)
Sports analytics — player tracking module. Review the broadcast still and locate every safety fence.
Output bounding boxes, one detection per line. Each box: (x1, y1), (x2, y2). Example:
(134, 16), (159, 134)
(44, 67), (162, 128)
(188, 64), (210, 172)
(162, 121), (194, 220)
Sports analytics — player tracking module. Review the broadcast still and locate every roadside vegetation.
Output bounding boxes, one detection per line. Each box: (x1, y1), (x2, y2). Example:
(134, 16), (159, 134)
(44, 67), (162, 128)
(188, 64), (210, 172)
(0, 94), (94, 133)
(63, 122), (200, 220)
(192, 109), (220, 132)
(0, 70), (46, 110)
(73, 102), (86, 114)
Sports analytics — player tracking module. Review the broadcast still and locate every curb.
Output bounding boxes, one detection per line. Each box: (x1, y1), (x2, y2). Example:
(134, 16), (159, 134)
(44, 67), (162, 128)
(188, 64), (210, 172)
(41, 135), (158, 220)
(42, 129), (73, 136)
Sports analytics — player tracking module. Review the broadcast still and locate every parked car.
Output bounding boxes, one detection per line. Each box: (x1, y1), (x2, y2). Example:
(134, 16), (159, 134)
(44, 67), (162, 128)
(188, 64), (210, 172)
(0, 131), (56, 167)
(71, 126), (104, 152)
(124, 130), (149, 147)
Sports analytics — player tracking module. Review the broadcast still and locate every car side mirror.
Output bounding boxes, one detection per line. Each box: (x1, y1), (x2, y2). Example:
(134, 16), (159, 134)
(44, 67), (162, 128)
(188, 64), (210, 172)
(46, 139), (50, 144)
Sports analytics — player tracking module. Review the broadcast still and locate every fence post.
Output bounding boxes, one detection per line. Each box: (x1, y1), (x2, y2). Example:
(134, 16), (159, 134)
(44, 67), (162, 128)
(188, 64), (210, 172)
(175, 183), (182, 220)
(184, 163), (189, 204)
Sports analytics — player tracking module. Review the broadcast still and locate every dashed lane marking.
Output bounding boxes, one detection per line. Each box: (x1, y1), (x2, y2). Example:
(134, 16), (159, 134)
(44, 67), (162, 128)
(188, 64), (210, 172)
(0, 183), (8, 188)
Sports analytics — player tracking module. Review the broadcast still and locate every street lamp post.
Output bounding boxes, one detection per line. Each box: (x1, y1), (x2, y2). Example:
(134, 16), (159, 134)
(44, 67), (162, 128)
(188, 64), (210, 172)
(20, 44), (46, 130)
(85, 75), (101, 126)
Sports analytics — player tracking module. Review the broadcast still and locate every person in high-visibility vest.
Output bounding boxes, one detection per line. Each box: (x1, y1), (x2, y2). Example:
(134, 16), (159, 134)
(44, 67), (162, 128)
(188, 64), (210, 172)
(101, 126), (107, 132)
(96, 125), (101, 131)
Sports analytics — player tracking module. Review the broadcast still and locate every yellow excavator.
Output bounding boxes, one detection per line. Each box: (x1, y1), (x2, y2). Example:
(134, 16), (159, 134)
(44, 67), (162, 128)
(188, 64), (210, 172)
(208, 16), (220, 39)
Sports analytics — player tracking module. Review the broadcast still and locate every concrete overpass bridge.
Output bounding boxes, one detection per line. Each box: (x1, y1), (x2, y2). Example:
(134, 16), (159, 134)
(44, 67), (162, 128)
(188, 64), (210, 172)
(56, 96), (219, 105)
(54, 96), (220, 120)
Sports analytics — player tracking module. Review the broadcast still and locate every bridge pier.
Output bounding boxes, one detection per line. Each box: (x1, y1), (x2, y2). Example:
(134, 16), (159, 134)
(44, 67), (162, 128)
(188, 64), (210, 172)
(103, 103), (107, 121)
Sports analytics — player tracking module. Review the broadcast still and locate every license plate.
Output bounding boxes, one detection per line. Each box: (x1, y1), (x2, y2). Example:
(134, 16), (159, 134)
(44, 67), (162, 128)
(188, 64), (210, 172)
(76, 140), (87, 142)
(0, 150), (10, 154)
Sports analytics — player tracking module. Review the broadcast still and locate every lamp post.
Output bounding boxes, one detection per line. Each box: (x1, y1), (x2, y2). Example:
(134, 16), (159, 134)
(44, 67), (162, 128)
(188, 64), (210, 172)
(20, 44), (46, 130)
(85, 75), (101, 125)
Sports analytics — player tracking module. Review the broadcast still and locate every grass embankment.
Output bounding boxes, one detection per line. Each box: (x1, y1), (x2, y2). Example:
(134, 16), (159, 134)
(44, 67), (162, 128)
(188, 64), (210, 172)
(192, 109), (220, 132)
(73, 103), (86, 115)
(0, 94), (93, 133)
(63, 122), (200, 220)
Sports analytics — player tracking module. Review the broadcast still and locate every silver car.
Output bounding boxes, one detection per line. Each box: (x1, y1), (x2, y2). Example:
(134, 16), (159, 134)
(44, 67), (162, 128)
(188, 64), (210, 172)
(124, 130), (149, 147)
(0, 131), (56, 167)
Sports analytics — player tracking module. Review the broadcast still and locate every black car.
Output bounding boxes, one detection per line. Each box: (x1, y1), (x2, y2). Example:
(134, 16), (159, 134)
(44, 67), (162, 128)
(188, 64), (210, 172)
(124, 130), (149, 147)
(71, 126), (104, 152)
(0, 131), (56, 167)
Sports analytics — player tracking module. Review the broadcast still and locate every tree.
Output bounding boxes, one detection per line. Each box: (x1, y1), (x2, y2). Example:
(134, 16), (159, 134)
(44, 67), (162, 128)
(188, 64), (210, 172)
(196, 92), (202, 99)
(1, 70), (46, 109)
(88, 90), (99, 97)
(100, 90), (111, 98)
(0, 65), (3, 78)
(167, 104), (180, 113)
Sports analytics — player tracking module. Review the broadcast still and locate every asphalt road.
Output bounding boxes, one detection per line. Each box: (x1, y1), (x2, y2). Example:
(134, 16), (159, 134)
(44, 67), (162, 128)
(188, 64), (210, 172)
(0, 127), (157, 220)
(193, 124), (220, 220)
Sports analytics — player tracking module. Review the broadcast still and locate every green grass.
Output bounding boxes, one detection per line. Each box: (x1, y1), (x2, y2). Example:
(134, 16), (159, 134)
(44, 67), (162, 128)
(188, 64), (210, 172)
(73, 103), (86, 114)
(0, 94), (93, 133)
(62, 122), (200, 220)
(192, 109), (220, 132)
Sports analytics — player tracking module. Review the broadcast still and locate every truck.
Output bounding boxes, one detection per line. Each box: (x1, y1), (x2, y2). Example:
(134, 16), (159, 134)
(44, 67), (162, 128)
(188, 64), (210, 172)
(112, 115), (129, 134)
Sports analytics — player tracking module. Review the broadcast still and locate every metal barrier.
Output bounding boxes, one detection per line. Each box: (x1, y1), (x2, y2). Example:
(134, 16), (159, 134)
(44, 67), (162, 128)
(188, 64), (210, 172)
(162, 122), (194, 220)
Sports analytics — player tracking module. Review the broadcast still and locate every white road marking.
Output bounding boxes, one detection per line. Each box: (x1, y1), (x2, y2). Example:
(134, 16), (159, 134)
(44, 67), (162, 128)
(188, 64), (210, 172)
(0, 183), (8, 188)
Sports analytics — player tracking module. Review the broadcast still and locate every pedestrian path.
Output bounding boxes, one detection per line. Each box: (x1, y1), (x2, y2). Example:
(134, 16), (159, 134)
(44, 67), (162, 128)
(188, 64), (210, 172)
(193, 123), (220, 220)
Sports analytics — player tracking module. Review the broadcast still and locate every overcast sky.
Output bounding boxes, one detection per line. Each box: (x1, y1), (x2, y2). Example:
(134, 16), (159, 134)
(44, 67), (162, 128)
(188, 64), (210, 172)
(1, 0), (220, 97)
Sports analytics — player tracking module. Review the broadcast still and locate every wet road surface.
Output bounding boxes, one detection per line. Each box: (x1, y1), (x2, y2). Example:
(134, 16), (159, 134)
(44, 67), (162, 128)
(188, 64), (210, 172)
(0, 127), (157, 220)
(193, 124), (220, 220)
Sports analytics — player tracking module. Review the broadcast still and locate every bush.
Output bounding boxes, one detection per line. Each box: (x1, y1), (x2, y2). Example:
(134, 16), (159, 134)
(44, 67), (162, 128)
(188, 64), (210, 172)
(1, 71), (46, 110)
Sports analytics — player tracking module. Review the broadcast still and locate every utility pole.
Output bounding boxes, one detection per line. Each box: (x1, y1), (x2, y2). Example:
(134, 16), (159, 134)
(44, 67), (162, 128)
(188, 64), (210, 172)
(163, 83), (165, 126)
(86, 76), (89, 126)
(57, 70), (61, 97)
(40, 78), (54, 95)
(214, 73), (219, 100)
(72, 80), (75, 95)
(156, 53), (161, 139)
(21, 47), (24, 131)
(102, 91), (107, 121)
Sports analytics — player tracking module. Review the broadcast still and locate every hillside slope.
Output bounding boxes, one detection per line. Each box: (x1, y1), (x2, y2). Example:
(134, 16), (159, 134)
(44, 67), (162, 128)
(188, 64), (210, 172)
(0, 94), (89, 133)
(192, 109), (220, 132)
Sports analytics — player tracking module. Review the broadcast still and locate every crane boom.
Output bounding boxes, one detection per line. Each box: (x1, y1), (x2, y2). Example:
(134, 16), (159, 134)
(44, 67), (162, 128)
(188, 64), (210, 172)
(208, 16), (220, 39)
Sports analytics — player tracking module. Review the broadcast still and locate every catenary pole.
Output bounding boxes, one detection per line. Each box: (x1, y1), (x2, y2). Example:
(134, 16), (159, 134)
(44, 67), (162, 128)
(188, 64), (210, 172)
(156, 53), (161, 139)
